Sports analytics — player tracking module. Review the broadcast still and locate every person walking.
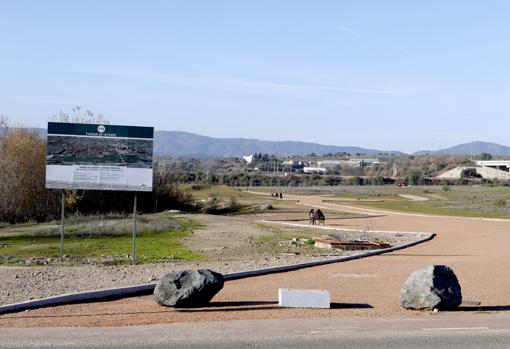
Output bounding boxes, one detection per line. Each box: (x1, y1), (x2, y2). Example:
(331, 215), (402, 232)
(316, 208), (325, 225)
(309, 209), (316, 225)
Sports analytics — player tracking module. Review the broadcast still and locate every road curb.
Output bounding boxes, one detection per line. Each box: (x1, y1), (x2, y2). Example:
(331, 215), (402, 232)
(0, 233), (434, 315)
(224, 232), (434, 280)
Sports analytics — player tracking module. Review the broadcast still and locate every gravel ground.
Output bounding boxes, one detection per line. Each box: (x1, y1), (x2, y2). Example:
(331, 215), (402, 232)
(0, 253), (365, 306)
(0, 208), (414, 307)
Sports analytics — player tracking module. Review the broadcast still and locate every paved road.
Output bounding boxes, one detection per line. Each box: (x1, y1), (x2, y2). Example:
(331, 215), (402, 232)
(3, 314), (510, 348)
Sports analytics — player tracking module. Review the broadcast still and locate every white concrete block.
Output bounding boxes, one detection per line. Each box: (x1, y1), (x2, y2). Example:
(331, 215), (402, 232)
(278, 288), (330, 309)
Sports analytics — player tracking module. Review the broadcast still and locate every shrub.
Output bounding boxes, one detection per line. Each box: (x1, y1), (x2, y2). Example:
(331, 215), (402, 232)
(461, 168), (481, 179)
(494, 199), (506, 208)
(480, 152), (493, 160)
(202, 195), (220, 213)
(0, 126), (59, 223)
(407, 171), (423, 185)
(191, 184), (210, 191)
(228, 196), (241, 211)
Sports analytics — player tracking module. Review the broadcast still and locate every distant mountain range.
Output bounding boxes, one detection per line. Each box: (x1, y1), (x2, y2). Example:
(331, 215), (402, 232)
(153, 131), (401, 157)
(15, 128), (510, 158)
(414, 141), (510, 156)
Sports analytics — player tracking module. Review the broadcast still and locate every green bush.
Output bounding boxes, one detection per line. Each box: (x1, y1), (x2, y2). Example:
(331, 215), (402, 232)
(461, 168), (481, 179)
(494, 199), (506, 208)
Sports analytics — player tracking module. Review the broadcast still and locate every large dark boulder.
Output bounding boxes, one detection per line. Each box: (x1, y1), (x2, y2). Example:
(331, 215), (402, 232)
(400, 265), (462, 310)
(153, 269), (224, 307)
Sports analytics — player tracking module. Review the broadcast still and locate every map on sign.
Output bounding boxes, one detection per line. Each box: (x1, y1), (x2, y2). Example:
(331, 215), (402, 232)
(45, 122), (154, 191)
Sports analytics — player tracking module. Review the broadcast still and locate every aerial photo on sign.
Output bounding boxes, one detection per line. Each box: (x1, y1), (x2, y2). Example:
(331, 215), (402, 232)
(45, 122), (154, 191)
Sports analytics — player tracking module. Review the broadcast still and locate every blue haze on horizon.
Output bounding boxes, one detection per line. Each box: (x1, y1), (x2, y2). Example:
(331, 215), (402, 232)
(1, 1), (510, 153)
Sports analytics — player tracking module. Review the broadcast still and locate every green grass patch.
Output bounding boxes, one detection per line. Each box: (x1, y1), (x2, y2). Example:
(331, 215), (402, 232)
(284, 185), (510, 219)
(0, 213), (204, 264)
(329, 193), (401, 201)
(353, 200), (510, 219)
(183, 185), (243, 199)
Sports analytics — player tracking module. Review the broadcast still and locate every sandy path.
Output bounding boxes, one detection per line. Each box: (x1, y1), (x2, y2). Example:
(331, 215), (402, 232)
(398, 194), (429, 201)
(2, 193), (510, 327)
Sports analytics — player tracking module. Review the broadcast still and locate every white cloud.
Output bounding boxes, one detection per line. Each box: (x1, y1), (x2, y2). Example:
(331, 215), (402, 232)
(59, 67), (404, 96)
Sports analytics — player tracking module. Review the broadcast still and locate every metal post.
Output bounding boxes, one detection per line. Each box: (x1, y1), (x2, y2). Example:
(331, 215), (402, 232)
(132, 193), (137, 265)
(60, 190), (65, 259)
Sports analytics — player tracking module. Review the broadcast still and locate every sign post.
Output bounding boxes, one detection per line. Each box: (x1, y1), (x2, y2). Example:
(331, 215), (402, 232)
(132, 193), (137, 265)
(60, 189), (65, 259)
(45, 122), (154, 263)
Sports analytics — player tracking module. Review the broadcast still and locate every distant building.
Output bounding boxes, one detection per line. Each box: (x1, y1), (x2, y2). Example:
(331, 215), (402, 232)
(475, 160), (510, 172)
(348, 158), (381, 167)
(283, 160), (307, 165)
(318, 160), (349, 168)
(317, 158), (381, 168)
(243, 154), (254, 164)
(283, 160), (307, 169)
(303, 167), (326, 174)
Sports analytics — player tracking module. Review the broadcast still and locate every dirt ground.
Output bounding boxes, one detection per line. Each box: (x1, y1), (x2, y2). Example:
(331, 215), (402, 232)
(2, 192), (510, 327)
(0, 203), (386, 306)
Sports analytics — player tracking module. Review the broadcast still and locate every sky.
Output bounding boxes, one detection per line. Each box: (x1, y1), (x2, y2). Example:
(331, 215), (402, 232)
(1, 0), (510, 153)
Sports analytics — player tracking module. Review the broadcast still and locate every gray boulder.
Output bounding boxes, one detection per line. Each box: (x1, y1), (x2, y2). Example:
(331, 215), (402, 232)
(154, 269), (224, 307)
(261, 203), (273, 210)
(400, 265), (462, 310)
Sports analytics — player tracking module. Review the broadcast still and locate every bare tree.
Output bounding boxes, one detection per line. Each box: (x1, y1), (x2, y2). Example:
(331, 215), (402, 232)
(51, 105), (109, 124)
(0, 115), (7, 137)
(50, 106), (110, 210)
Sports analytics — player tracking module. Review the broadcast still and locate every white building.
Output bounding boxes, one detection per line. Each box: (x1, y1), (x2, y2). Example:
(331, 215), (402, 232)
(317, 158), (381, 168)
(475, 160), (510, 172)
(348, 158), (381, 167)
(303, 167), (327, 174)
(318, 160), (349, 168)
(243, 154), (254, 164)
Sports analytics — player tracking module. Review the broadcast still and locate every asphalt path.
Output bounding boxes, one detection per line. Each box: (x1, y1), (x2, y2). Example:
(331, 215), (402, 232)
(3, 314), (510, 348)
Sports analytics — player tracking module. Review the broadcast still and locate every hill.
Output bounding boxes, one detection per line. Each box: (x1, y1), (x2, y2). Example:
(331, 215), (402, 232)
(153, 131), (401, 157)
(13, 128), (401, 157)
(415, 141), (510, 156)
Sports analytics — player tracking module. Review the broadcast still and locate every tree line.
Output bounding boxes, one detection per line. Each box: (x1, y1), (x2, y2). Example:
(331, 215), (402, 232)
(1, 113), (506, 223)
